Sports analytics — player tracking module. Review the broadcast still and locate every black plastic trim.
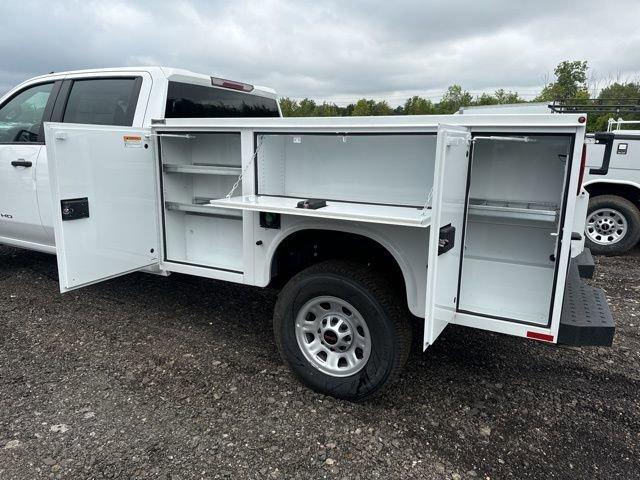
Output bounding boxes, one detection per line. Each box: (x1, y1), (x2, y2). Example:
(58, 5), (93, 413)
(162, 258), (243, 275)
(588, 132), (614, 175)
(575, 248), (595, 279)
(50, 79), (72, 123)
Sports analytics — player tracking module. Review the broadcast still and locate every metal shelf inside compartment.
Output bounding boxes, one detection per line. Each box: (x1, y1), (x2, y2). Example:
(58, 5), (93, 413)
(468, 198), (558, 222)
(163, 163), (241, 176)
(165, 200), (242, 219)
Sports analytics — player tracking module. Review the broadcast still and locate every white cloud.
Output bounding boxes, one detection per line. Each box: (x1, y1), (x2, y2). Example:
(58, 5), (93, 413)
(1, 0), (639, 104)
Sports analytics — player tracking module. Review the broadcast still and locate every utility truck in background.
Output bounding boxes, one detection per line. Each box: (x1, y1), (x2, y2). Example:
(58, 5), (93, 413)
(582, 118), (640, 255)
(0, 67), (614, 400)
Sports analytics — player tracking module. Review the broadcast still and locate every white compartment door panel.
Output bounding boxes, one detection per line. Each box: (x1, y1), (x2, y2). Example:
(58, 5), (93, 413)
(424, 125), (471, 348)
(45, 124), (159, 292)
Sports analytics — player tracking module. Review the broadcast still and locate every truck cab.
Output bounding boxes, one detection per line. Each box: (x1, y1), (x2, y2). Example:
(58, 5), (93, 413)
(0, 67), (280, 253)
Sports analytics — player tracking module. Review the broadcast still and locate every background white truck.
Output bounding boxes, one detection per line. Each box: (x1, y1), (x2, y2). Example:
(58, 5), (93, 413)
(1, 68), (615, 400)
(582, 119), (640, 255)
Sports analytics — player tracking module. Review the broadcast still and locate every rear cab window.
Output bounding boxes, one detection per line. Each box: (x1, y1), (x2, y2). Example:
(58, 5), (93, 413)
(165, 81), (280, 118)
(62, 78), (142, 126)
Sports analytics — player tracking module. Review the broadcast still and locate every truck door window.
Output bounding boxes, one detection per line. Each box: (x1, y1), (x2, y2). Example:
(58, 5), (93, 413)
(0, 82), (53, 143)
(62, 78), (141, 126)
(165, 81), (280, 118)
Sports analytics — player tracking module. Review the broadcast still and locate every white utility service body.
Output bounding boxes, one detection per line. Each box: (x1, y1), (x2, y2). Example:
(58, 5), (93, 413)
(43, 113), (609, 358)
(4, 68), (614, 400)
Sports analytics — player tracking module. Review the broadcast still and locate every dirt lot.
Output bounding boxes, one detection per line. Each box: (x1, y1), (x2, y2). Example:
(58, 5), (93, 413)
(0, 246), (638, 480)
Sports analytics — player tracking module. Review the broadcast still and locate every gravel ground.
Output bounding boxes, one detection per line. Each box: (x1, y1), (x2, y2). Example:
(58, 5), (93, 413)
(0, 245), (639, 480)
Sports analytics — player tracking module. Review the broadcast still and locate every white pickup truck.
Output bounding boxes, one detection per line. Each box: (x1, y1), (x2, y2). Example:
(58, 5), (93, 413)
(0, 67), (615, 401)
(0, 67), (280, 253)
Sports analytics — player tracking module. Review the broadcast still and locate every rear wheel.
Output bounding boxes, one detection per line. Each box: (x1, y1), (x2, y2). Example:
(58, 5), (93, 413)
(585, 195), (640, 256)
(273, 260), (411, 401)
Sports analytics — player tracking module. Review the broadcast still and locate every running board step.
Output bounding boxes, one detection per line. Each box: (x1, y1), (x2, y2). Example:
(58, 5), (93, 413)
(558, 258), (614, 346)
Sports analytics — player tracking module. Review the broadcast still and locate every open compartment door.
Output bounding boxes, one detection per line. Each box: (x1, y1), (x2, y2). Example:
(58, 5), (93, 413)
(44, 124), (159, 292)
(424, 125), (471, 348)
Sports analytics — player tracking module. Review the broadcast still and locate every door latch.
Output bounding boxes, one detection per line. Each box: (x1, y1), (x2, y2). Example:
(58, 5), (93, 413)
(438, 224), (456, 255)
(61, 198), (89, 221)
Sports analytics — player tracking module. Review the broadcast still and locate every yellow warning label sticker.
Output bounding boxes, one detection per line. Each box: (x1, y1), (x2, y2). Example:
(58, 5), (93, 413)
(123, 135), (143, 148)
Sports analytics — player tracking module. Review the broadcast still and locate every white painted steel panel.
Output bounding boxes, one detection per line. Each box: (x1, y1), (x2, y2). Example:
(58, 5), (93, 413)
(45, 123), (159, 292)
(256, 134), (436, 206)
(424, 125), (471, 348)
(209, 195), (431, 228)
(458, 258), (554, 325)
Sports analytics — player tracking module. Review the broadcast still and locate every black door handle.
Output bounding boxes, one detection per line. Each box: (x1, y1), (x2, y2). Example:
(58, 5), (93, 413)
(11, 160), (32, 167)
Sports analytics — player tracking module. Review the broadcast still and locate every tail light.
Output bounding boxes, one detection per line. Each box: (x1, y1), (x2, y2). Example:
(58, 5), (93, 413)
(211, 76), (254, 92)
(577, 144), (587, 195)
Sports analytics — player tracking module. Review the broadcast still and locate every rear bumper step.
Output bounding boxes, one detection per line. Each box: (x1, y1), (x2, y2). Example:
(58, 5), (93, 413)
(558, 257), (614, 347)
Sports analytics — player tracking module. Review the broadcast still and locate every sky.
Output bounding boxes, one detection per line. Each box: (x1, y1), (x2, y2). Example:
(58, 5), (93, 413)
(1, 0), (640, 105)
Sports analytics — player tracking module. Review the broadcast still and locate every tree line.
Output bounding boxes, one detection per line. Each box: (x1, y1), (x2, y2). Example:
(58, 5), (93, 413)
(279, 60), (640, 132)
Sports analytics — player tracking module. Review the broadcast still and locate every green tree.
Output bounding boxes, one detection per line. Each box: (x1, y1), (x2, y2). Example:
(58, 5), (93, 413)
(314, 102), (341, 116)
(473, 89), (524, 106)
(296, 99), (318, 116)
(493, 89), (524, 104)
(403, 95), (435, 115)
(351, 99), (375, 116)
(535, 60), (589, 102)
(590, 82), (640, 131)
(373, 100), (392, 115)
(278, 97), (298, 117)
(438, 85), (473, 113)
(351, 99), (392, 116)
(599, 81), (640, 99)
(474, 93), (500, 106)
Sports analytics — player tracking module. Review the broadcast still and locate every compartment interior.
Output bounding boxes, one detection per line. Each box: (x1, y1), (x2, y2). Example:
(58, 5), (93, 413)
(160, 132), (243, 271)
(458, 134), (572, 325)
(257, 133), (437, 206)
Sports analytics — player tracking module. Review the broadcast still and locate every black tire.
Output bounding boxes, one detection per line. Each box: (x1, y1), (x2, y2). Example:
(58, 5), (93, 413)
(273, 260), (411, 401)
(585, 195), (640, 256)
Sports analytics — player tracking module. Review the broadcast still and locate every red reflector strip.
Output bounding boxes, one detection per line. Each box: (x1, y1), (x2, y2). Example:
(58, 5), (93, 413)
(526, 331), (555, 342)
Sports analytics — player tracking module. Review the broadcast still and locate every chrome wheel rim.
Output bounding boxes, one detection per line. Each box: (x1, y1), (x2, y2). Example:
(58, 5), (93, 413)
(295, 296), (371, 377)
(586, 208), (628, 245)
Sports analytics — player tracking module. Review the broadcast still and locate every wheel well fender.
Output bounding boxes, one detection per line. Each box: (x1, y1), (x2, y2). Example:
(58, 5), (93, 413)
(263, 222), (423, 317)
(583, 180), (640, 207)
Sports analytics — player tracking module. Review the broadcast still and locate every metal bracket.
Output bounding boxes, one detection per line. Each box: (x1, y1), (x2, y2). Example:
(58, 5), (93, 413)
(446, 137), (470, 147)
(144, 133), (196, 140)
(473, 136), (536, 143)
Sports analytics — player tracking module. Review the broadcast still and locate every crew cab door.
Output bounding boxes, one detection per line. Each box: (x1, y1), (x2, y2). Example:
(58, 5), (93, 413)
(44, 123), (159, 292)
(424, 125), (471, 348)
(0, 81), (59, 247)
